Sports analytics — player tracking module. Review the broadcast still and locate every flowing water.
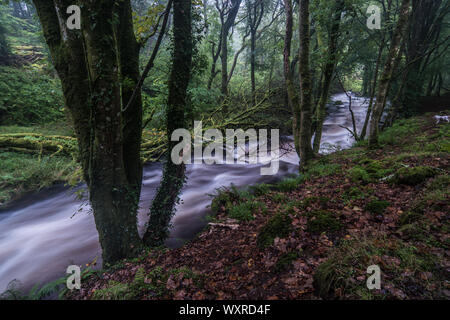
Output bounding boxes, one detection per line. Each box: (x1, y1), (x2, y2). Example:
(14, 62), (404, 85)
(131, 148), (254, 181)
(0, 93), (369, 293)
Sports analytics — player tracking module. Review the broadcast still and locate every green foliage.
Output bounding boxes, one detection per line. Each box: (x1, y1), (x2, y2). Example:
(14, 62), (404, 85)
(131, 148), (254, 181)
(249, 183), (271, 196)
(228, 200), (267, 221)
(378, 118), (421, 146)
(0, 151), (79, 204)
(0, 273), (72, 300)
(92, 266), (201, 300)
(306, 162), (341, 178)
(0, 6), (9, 61)
(348, 166), (370, 183)
(306, 210), (343, 235)
(392, 166), (438, 186)
(411, 174), (449, 212)
(341, 186), (372, 203)
(313, 237), (442, 299)
(0, 66), (64, 125)
(210, 184), (254, 214)
(275, 175), (305, 192)
(304, 196), (330, 208)
(364, 199), (390, 215)
(358, 158), (394, 179)
(271, 192), (288, 203)
(257, 212), (292, 249)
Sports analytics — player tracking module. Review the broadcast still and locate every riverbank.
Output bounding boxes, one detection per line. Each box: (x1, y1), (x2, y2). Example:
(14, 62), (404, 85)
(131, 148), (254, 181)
(64, 112), (449, 300)
(0, 125), (79, 205)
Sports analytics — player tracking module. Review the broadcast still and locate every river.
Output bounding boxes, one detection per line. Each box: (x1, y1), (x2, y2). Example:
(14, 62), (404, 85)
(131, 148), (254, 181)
(0, 93), (369, 294)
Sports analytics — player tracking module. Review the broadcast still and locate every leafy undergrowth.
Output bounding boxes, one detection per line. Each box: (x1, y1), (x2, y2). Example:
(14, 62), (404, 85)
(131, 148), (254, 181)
(68, 113), (449, 300)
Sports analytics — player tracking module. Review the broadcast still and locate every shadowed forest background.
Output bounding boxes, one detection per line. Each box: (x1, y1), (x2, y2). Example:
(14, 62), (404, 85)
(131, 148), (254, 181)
(0, 0), (449, 300)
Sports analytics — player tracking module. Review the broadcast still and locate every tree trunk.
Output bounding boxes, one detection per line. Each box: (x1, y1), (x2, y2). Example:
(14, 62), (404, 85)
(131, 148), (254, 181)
(34, 0), (142, 264)
(402, 0), (443, 114)
(283, 0), (300, 156)
(247, 0), (264, 107)
(298, 0), (314, 167)
(143, 0), (193, 247)
(250, 29), (256, 106)
(368, 0), (411, 148)
(219, 0), (242, 104)
(312, 0), (344, 153)
(116, 1), (143, 205)
(360, 36), (385, 140)
(81, 1), (141, 264)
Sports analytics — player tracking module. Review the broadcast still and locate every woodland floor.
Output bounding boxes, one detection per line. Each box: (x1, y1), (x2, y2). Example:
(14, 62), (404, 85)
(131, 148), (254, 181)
(67, 112), (449, 300)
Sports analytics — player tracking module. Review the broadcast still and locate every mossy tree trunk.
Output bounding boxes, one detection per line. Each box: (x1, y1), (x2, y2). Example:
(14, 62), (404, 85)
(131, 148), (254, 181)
(116, 0), (143, 206)
(220, 0), (242, 102)
(33, 0), (143, 264)
(368, 0), (411, 148)
(298, 0), (314, 166)
(247, 0), (264, 107)
(283, 0), (300, 156)
(312, 0), (344, 153)
(401, 0), (444, 115)
(143, 0), (193, 247)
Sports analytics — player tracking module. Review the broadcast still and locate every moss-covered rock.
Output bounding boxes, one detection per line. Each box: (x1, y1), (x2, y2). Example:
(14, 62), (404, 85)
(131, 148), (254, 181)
(392, 166), (438, 186)
(257, 212), (292, 249)
(348, 166), (371, 183)
(306, 210), (343, 235)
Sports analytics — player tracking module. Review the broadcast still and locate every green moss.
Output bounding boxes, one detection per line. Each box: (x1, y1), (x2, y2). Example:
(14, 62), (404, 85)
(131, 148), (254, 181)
(306, 161), (341, 178)
(348, 166), (371, 183)
(306, 210), (343, 235)
(92, 266), (201, 300)
(424, 140), (450, 153)
(257, 212), (292, 249)
(364, 199), (390, 215)
(392, 166), (438, 186)
(341, 186), (371, 203)
(313, 237), (442, 299)
(378, 118), (421, 146)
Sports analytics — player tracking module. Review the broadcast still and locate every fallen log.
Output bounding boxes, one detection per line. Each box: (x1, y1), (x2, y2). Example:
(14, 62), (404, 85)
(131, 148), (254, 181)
(0, 131), (169, 162)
